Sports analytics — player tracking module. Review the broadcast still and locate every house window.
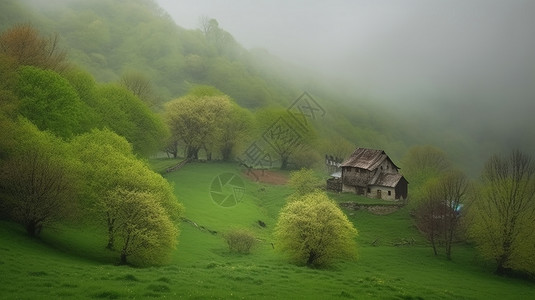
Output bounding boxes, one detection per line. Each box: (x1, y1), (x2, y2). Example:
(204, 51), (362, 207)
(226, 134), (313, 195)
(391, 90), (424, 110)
(388, 191), (391, 196)
(367, 187), (370, 193)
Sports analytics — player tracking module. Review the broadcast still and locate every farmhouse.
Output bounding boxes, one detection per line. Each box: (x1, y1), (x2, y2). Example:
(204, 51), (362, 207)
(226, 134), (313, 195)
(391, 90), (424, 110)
(328, 147), (408, 201)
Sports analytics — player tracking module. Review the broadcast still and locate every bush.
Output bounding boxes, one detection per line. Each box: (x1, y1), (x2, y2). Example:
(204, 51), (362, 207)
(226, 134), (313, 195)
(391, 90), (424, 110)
(275, 191), (358, 267)
(224, 229), (256, 254)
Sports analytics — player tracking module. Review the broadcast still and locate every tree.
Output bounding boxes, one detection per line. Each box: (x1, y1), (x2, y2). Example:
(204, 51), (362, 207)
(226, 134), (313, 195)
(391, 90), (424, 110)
(439, 170), (469, 260)
(468, 150), (535, 275)
(0, 24), (68, 72)
(415, 187), (442, 256)
(101, 188), (178, 266)
(0, 53), (18, 116)
(275, 191), (357, 267)
(415, 169), (469, 259)
(165, 91), (232, 159)
(70, 129), (182, 249)
(0, 118), (76, 236)
(16, 66), (94, 138)
(287, 168), (323, 199)
(320, 136), (354, 163)
(219, 104), (253, 161)
(255, 108), (316, 170)
(119, 71), (159, 109)
(95, 84), (168, 156)
(401, 145), (452, 206)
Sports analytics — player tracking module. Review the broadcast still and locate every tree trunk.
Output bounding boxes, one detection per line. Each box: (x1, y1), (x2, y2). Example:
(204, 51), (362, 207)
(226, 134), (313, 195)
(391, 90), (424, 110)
(496, 255), (510, 276)
(221, 145), (232, 161)
(280, 156), (289, 170)
(25, 220), (40, 237)
(106, 216), (115, 249)
(186, 146), (199, 159)
(106, 233), (114, 250)
(119, 252), (127, 265)
(430, 234), (438, 256)
(307, 251), (317, 265)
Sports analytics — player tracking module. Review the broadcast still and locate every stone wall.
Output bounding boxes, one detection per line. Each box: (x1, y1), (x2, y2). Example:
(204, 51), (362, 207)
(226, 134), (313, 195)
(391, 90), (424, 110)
(326, 177), (342, 192)
(338, 202), (404, 215)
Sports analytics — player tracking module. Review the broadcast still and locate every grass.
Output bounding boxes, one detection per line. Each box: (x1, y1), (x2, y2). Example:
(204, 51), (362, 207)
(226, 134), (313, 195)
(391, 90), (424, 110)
(1, 160), (534, 299)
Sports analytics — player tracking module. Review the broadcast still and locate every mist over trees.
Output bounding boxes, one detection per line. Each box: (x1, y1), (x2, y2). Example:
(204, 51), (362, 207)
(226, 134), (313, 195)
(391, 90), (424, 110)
(1, 0), (535, 279)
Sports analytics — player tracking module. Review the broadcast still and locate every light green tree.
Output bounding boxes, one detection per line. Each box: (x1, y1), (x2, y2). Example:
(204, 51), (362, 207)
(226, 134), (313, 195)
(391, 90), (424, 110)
(101, 188), (178, 266)
(95, 84), (168, 156)
(468, 150), (535, 275)
(16, 66), (93, 138)
(287, 168), (324, 199)
(70, 129), (182, 250)
(219, 104), (253, 161)
(275, 191), (357, 267)
(165, 91), (232, 159)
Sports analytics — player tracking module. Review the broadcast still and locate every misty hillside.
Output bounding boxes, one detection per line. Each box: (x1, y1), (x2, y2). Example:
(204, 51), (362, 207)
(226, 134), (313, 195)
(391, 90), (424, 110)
(2, 0), (532, 174)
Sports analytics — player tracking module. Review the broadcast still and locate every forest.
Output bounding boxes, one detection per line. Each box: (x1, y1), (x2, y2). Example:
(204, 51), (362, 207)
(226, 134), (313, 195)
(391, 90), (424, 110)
(1, 0), (534, 299)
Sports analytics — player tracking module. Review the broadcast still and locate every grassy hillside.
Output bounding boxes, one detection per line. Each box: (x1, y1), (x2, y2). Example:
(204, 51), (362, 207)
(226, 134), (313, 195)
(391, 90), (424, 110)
(1, 161), (533, 299)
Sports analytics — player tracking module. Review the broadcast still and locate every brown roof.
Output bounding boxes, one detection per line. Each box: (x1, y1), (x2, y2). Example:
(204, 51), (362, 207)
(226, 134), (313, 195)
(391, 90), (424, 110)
(341, 148), (399, 171)
(371, 173), (406, 188)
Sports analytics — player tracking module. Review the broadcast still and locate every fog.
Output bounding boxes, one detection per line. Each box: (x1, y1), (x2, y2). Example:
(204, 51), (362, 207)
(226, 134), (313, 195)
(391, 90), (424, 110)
(157, 0), (535, 152)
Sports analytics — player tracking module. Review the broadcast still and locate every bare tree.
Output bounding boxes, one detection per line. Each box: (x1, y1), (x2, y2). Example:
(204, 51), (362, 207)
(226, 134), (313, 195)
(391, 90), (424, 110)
(439, 170), (469, 259)
(0, 24), (68, 72)
(119, 71), (158, 108)
(415, 169), (469, 259)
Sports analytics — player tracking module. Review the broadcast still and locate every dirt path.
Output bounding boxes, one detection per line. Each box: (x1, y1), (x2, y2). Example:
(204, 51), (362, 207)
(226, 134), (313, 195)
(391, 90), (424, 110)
(242, 169), (288, 185)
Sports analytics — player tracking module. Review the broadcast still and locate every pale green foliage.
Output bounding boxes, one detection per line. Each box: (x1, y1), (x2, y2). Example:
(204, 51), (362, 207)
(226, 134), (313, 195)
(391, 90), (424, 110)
(0, 118), (77, 236)
(165, 92), (232, 159)
(70, 129), (182, 250)
(101, 188), (178, 266)
(468, 150), (535, 275)
(288, 168), (324, 199)
(219, 104), (254, 161)
(224, 228), (257, 254)
(275, 191), (357, 267)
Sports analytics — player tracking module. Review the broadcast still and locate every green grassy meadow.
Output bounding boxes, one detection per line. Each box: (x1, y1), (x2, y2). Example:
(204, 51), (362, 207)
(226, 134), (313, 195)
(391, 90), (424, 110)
(1, 161), (534, 299)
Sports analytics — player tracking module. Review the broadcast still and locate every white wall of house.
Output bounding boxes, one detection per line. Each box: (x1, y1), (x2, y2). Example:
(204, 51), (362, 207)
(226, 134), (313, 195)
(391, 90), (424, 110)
(368, 185), (396, 201)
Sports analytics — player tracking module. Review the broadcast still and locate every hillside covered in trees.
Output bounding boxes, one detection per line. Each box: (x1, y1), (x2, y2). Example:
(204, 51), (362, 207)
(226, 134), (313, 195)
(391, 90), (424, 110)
(3, 0), (525, 173)
(1, 1), (535, 298)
